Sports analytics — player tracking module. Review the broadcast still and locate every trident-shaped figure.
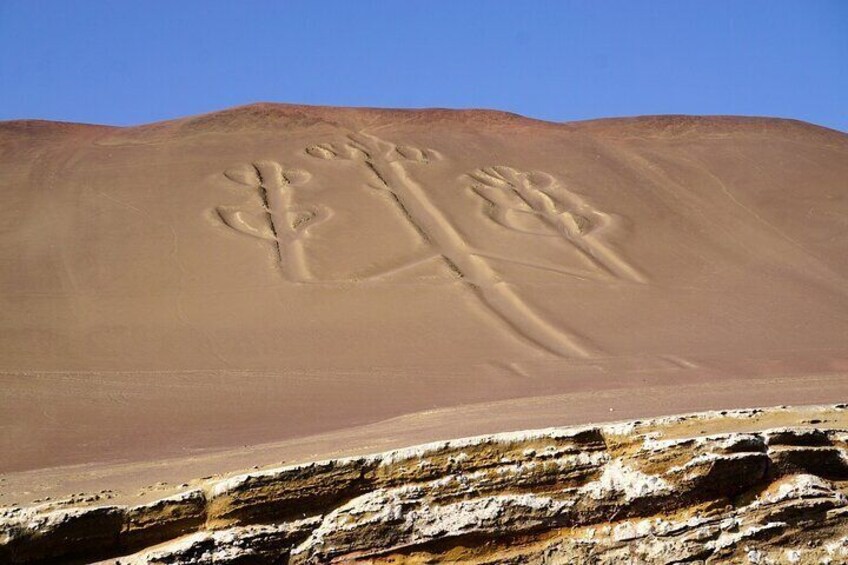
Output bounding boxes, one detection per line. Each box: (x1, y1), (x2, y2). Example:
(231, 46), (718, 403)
(216, 161), (328, 282)
(305, 132), (599, 358)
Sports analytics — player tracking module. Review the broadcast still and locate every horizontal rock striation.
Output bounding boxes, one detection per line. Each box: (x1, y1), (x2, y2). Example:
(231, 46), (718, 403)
(3, 405), (848, 564)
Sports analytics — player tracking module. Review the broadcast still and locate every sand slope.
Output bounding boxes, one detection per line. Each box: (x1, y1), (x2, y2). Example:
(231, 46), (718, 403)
(1, 104), (847, 478)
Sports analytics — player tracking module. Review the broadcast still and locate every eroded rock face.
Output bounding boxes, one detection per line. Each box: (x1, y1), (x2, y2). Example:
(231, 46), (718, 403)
(3, 405), (848, 564)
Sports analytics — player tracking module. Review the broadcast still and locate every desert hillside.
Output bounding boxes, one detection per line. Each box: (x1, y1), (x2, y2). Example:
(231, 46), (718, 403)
(1, 103), (847, 483)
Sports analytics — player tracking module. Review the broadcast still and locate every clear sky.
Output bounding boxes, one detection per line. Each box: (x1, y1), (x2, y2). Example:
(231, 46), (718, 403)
(1, 1), (845, 131)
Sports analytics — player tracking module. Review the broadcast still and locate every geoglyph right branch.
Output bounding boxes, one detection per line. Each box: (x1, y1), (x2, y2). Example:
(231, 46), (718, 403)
(468, 166), (647, 283)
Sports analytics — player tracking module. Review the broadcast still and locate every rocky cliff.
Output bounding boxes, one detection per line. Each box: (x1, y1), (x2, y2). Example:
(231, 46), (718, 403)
(3, 404), (848, 564)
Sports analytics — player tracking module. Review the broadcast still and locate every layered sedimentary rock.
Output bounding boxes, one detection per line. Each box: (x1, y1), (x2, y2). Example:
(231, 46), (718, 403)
(3, 405), (848, 564)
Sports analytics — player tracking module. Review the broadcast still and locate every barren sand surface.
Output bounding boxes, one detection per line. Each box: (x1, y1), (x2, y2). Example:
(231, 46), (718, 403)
(1, 104), (847, 504)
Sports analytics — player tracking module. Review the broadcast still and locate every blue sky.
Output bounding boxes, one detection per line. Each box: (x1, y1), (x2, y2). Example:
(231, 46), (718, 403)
(0, 1), (845, 130)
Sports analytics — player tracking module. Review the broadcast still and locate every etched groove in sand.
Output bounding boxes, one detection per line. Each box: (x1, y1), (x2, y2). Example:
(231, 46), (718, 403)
(467, 166), (647, 283)
(306, 132), (598, 357)
(216, 161), (328, 282)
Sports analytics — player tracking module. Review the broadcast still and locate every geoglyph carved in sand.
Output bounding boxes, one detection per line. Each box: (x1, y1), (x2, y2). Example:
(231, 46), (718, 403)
(215, 161), (329, 282)
(466, 166), (647, 283)
(303, 132), (599, 358)
(210, 136), (652, 357)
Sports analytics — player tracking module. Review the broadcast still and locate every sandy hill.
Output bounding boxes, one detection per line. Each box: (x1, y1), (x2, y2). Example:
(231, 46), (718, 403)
(1, 104), (847, 487)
